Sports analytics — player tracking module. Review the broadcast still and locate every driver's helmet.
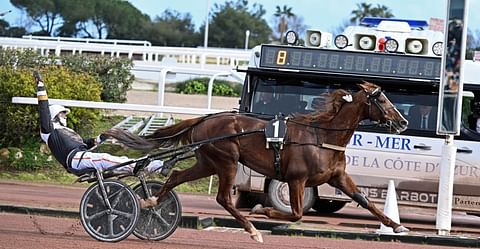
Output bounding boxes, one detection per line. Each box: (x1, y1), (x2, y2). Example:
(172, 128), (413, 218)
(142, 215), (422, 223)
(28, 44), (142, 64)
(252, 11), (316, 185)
(49, 104), (70, 120)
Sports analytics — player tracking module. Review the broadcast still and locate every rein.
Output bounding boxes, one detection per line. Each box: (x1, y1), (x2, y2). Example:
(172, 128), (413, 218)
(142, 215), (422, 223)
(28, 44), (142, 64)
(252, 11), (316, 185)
(287, 118), (356, 131)
(145, 111), (239, 141)
(147, 128), (264, 160)
(143, 88), (388, 151)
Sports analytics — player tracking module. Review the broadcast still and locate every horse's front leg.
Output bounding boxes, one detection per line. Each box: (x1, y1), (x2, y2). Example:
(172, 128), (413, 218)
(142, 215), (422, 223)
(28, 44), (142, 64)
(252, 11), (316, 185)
(251, 179), (305, 222)
(216, 165), (264, 243)
(329, 173), (409, 233)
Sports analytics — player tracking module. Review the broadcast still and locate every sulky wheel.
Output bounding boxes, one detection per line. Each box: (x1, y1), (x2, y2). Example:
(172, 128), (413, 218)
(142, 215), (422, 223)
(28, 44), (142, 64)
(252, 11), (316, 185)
(132, 180), (182, 240)
(79, 179), (140, 242)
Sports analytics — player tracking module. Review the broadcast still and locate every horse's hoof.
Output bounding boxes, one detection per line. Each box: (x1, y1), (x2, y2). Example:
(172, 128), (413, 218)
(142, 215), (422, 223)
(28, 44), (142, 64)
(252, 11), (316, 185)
(250, 204), (263, 214)
(394, 225), (409, 233)
(250, 232), (264, 243)
(139, 196), (158, 209)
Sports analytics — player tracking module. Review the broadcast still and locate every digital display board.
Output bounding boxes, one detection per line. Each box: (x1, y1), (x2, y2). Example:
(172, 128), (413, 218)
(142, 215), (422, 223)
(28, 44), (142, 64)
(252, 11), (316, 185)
(259, 45), (441, 81)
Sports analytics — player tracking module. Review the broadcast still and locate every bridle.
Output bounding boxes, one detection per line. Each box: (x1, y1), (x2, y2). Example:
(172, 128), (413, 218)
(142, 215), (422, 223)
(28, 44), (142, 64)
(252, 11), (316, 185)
(365, 87), (388, 118)
(365, 87), (405, 133)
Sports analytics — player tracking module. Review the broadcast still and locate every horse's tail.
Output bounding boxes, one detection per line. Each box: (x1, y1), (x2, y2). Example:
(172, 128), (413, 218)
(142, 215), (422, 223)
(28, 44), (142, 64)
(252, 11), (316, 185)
(103, 116), (204, 152)
(145, 116), (203, 147)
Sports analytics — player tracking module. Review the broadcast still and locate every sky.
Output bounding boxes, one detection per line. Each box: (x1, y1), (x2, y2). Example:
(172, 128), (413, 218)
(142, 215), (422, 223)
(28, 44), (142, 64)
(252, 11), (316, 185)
(126, 0), (451, 31)
(1, 0), (479, 34)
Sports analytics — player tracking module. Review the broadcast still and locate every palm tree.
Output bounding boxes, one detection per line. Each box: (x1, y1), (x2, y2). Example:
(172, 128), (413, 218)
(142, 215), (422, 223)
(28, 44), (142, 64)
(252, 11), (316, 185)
(350, 2), (394, 25)
(274, 5), (295, 43)
(350, 3), (372, 24)
(371, 5), (394, 19)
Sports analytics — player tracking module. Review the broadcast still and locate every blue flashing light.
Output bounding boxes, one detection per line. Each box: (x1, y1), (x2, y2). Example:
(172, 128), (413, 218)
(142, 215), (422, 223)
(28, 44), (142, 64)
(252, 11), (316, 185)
(361, 17), (429, 28)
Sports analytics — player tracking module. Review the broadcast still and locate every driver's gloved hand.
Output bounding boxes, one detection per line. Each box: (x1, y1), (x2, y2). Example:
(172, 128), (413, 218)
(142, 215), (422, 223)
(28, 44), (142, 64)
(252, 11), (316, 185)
(95, 134), (108, 144)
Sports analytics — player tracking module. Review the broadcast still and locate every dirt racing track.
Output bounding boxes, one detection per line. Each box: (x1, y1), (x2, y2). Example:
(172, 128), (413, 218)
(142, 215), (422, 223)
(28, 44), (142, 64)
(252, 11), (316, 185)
(0, 180), (480, 248)
(3, 92), (480, 248)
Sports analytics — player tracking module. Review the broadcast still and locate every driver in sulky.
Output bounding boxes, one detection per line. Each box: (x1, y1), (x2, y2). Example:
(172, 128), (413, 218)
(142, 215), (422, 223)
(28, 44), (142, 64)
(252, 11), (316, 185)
(35, 73), (164, 176)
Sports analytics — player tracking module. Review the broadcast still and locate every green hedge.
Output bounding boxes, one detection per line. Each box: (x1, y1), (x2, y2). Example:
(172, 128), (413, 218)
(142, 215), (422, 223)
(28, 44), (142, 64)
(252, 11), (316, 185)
(0, 66), (102, 147)
(0, 138), (54, 171)
(61, 54), (134, 103)
(0, 48), (51, 68)
(0, 48), (134, 103)
(176, 77), (242, 97)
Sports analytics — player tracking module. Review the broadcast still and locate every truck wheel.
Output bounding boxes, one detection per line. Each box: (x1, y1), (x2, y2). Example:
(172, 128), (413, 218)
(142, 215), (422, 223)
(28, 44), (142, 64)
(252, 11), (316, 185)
(267, 179), (315, 214)
(312, 199), (347, 214)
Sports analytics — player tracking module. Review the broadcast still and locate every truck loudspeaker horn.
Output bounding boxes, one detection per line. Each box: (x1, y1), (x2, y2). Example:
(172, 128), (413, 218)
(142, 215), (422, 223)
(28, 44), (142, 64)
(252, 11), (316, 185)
(405, 38), (428, 55)
(354, 34), (376, 51)
(305, 29), (333, 48)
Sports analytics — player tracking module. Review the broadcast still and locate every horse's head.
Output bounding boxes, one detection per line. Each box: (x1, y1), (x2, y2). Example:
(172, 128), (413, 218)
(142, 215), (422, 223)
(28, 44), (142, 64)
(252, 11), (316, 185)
(358, 81), (408, 134)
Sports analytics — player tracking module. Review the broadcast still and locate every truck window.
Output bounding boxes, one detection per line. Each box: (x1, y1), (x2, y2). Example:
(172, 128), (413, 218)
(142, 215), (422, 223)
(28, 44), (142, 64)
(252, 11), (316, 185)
(250, 76), (342, 116)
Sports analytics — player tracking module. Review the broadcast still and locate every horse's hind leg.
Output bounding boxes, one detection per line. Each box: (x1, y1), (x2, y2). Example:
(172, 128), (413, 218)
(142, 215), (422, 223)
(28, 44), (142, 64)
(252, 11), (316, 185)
(329, 173), (409, 233)
(251, 179), (305, 222)
(216, 164), (264, 243)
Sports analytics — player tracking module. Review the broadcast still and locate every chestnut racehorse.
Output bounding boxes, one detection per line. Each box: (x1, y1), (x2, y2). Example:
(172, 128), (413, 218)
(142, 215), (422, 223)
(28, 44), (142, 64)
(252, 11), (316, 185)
(105, 81), (409, 243)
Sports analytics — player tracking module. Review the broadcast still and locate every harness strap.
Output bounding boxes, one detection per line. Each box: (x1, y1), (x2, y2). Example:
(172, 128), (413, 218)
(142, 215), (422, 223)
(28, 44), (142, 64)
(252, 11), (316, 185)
(320, 143), (346, 152)
(313, 129), (346, 152)
(271, 143), (283, 180)
(285, 140), (346, 152)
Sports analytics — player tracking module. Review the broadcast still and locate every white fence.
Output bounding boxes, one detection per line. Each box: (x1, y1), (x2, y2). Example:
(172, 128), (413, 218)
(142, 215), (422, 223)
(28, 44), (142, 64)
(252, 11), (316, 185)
(3, 36), (250, 116)
(0, 36), (251, 69)
(22, 35), (153, 46)
(11, 97), (229, 116)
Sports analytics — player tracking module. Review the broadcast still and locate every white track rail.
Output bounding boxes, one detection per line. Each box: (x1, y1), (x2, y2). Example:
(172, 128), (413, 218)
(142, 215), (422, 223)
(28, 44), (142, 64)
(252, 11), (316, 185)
(11, 97), (229, 115)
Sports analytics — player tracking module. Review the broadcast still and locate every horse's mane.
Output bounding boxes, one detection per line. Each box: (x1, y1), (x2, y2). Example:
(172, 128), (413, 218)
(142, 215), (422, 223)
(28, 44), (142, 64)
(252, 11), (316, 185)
(294, 89), (352, 123)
